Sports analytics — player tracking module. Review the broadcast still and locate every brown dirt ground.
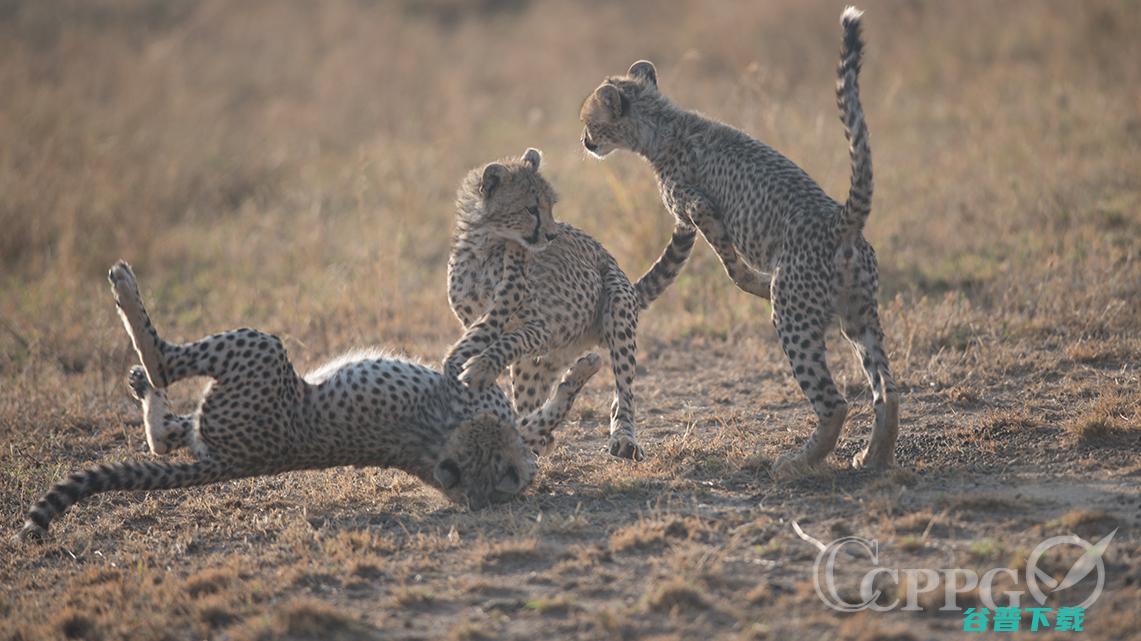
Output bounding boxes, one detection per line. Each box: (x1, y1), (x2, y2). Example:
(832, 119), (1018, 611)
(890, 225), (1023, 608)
(1, 1), (1139, 640)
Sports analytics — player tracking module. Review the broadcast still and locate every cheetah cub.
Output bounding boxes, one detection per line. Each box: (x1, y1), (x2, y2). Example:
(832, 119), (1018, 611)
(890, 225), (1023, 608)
(18, 261), (601, 541)
(579, 8), (899, 476)
(447, 148), (696, 460)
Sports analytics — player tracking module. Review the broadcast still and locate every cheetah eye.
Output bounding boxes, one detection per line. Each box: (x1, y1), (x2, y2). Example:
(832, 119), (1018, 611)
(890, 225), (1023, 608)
(526, 206), (540, 219)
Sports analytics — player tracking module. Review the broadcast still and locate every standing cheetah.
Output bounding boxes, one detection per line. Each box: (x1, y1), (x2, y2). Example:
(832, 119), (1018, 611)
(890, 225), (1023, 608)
(17, 261), (601, 541)
(447, 148), (696, 460)
(578, 8), (899, 476)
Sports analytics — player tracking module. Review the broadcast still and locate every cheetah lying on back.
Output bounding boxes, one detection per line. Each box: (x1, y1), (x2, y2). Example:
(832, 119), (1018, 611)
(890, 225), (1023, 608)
(579, 8), (899, 476)
(18, 261), (601, 541)
(446, 148), (696, 460)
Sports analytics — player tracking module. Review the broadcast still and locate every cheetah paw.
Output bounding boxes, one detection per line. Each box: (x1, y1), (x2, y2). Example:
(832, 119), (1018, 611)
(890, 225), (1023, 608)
(108, 261), (139, 303)
(528, 433), (556, 457)
(770, 452), (818, 480)
(851, 445), (895, 471)
(127, 365), (152, 401)
(565, 353), (603, 387)
(459, 355), (500, 390)
(736, 272), (772, 300)
(608, 435), (644, 461)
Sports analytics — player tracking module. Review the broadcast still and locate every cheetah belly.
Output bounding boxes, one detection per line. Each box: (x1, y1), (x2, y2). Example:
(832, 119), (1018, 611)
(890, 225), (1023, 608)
(303, 358), (448, 452)
(527, 241), (606, 346)
(710, 187), (786, 273)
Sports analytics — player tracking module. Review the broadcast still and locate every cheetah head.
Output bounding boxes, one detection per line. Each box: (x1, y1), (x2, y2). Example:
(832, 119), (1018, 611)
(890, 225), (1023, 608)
(580, 60), (662, 158)
(432, 410), (537, 509)
(457, 148), (560, 252)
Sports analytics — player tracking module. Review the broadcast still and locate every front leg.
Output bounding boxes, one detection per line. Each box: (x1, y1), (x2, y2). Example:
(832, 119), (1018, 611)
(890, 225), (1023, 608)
(459, 316), (551, 389)
(443, 244), (529, 379)
(666, 184), (771, 300)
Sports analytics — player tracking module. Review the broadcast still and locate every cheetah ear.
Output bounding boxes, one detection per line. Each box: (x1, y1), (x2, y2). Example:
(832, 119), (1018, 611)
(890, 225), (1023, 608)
(597, 85), (627, 118)
(495, 465), (523, 495)
(433, 458), (461, 489)
(481, 163), (508, 198)
(628, 60), (658, 87)
(521, 148), (541, 170)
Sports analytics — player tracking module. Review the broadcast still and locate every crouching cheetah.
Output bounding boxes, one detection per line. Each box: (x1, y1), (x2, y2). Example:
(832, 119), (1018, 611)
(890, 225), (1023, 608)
(446, 148), (696, 460)
(17, 261), (601, 541)
(579, 7), (900, 476)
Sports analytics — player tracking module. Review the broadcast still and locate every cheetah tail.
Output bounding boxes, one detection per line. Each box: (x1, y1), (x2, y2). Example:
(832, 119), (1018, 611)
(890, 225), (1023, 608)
(17, 459), (241, 542)
(836, 6), (873, 238)
(632, 223), (697, 310)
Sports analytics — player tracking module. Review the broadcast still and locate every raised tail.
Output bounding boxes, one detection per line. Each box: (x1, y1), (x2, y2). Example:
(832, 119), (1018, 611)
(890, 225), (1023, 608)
(17, 459), (245, 541)
(633, 223), (697, 310)
(836, 6), (873, 238)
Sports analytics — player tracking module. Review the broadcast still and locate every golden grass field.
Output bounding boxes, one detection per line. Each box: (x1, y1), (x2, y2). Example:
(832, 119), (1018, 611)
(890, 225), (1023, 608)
(1, 0), (1139, 639)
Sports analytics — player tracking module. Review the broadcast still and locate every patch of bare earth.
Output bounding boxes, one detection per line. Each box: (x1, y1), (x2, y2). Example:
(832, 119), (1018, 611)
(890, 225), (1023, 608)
(2, 1), (1140, 639)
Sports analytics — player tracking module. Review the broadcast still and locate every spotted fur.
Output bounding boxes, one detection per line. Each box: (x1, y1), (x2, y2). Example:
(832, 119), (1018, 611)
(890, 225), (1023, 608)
(17, 262), (601, 541)
(579, 7), (899, 476)
(446, 148), (695, 461)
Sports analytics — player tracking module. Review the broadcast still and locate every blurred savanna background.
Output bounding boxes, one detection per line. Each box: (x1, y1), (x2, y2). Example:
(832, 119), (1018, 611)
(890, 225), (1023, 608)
(1, 1), (1139, 640)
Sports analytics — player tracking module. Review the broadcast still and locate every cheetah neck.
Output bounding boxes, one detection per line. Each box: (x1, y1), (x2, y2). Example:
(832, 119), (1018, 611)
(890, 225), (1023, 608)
(449, 225), (505, 283)
(451, 223), (501, 255)
(638, 105), (705, 183)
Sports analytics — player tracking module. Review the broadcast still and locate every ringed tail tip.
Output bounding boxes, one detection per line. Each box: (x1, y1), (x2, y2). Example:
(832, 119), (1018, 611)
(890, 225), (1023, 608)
(16, 521), (47, 543)
(842, 6), (864, 25)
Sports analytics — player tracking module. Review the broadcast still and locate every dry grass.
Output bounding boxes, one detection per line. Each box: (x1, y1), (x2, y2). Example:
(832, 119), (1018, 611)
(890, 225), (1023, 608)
(2, 0), (1140, 639)
(1051, 509), (1122, 540)
(643, 577), (714, 614)
(225, 599), (386, 641)
(1064, 388), (1141, 443)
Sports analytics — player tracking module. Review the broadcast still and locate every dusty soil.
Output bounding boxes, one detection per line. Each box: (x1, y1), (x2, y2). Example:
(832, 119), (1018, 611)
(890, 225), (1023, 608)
(1, 1), (1139, 639)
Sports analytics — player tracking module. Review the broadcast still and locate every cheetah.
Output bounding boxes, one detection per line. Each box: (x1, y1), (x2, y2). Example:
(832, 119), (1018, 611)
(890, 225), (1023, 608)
(17, 261), (601, 541)
(446, 148), (696, 460)
(578, 7), (899, 477)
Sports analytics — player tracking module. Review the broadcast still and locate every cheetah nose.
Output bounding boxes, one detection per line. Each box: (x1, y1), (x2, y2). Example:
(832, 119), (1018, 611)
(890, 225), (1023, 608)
(546, 232), (558, 241)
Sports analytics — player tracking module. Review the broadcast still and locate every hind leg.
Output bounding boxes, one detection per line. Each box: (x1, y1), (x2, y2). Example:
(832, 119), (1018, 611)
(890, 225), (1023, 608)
(127, 366), (193, 455)
(510, 357), (565, 417)
(601, 279), (642, 460)
(190, 331), (300, 461)
(519, 353), (603, 455)
(769, 275), (848, 479)
(840, 297), (899, 469)
(110, 262), (275, 387)
(109, 261), (170, 387)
